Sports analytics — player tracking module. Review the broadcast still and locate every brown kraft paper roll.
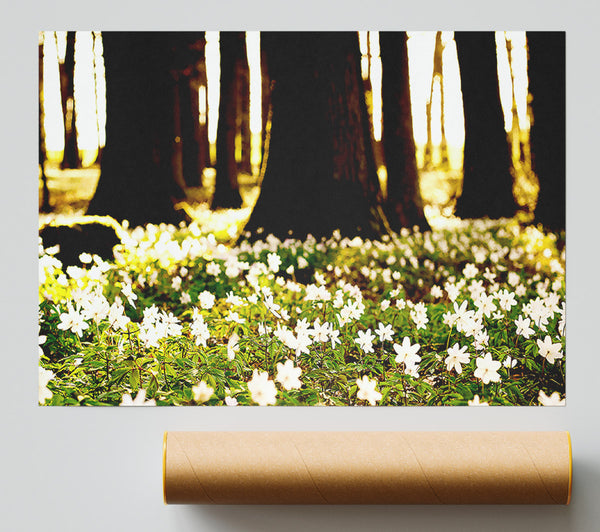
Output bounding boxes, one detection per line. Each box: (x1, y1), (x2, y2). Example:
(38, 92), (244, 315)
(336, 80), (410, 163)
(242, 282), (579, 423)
(163, 431), (572, 505)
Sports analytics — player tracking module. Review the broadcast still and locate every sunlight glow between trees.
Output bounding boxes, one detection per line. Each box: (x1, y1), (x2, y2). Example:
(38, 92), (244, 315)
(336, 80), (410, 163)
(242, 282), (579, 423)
(40, 31), (529, 173)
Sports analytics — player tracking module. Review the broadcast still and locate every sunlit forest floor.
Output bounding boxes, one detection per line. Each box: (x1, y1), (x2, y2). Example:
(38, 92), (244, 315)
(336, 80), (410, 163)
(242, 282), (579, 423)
(38, 164), (564, 407)
(39, 162), (467, 232)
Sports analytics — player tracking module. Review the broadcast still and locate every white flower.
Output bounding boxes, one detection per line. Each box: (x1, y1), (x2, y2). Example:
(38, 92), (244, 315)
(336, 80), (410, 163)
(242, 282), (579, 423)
(57, 302), (89, 337)
(538, 390), (565, 406)
(468, 395), (489, 406)
(275, 359), (302, 390)
(445, 282), (460, 302)
(263, 295), (281, 318)
(393, 337), (421, 366)
(191, 312), (210, 347)
(226, 292), (245, 307)
(121, 283), (138, 308)
(171, 275), (182, 291)
(463, 263), (478, 279)
(248, 370), (278, 405)
(496, 289), (517, 312)
(452, 300), (475, 333)
(108, 301), (130, 331)
(375, 322), (394, 343)
(120, 389), (156, 406)
(327, 326), (341, 349)
(473, 330), (489, 351)
(430, 285), (443, 299)
(225, 311), (245, 324)
(473, 352), (502, 384)
(39, 367), (54, 404)
(474, 293), (496, 318)
(227, 332), (240, 361)
(79, 252), (93, 264)
(38, 325), (47, 358)
(355, 329), (375, 354)
(206, 262), (221, 276)
(311, 319), (330, 343)
(180, 291), (191, 305)
(198, 290), (216, 309)
(515, 315), (534, 339)
(225, 396), (238, 406)
(356, 376), (382, 406)
(444, 343), (470, 374)
(192, 381), (214, 403)
(507, 271), (520, 287)
(503, 356), (517, 368)
(267, 252), (282, 273)
(536, 336), (563, 364)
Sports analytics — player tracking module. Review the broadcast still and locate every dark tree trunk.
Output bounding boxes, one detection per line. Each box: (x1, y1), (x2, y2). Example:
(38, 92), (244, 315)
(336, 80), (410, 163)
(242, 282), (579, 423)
(379, 32), (430, 232)
(528, 32), (565, 232)
(454, 32), (517, 219)
(237, 38), (252, 174)
(87, 32), (186, 227)
(178, 77), (203, 186)
(195, 32), (210, 172)
(211, 32), (245, 209)
(174, 33), (206, 187)
(39, 34), (50, 212)
(59, 31), (81, 169)
(171, 73), (185, 189)
(244, 32), (388, 241)
(260, 45), (271, 172)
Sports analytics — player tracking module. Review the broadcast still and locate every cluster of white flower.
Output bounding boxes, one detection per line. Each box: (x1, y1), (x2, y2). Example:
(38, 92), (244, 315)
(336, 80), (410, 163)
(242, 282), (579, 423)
(39, 215), (565, 406)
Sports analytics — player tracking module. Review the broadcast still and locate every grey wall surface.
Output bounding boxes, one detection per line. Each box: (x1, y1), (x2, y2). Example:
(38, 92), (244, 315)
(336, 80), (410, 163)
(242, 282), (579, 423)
(2, 1), (598, 530)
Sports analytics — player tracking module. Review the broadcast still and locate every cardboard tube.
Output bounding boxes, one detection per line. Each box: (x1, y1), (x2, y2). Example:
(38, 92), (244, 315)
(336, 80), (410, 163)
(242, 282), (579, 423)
(163, 431), (572, 505)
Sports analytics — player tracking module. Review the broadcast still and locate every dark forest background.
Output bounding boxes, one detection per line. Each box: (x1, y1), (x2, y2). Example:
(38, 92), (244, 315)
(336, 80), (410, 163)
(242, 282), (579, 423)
(38, 31), (565, 247)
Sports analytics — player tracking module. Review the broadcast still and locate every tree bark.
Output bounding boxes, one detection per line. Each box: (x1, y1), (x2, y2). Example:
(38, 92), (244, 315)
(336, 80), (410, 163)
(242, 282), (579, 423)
(86, 32), (186, 227)
(237, 38), (252, 174)
(211, 32), (245, 209)
(528, 32), (565, 232)
(379, 32), (430, 232)
(244, 32), (388, 241)
(173, 33), (206, 187)
(454, 32), (517, 219)
(59, 31), (81, 169)
(196, 32), (211, 173)
(39, 34), (50, 212)
(260, 44), (271, 171)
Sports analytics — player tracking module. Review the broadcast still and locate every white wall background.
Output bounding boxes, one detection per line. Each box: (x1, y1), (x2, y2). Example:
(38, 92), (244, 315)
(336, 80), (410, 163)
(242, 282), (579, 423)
(2, 1), (599, 530)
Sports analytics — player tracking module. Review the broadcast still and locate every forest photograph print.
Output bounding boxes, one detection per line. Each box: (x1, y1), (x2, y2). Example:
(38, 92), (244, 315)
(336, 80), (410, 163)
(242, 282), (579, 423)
(38, 31), (565, 407)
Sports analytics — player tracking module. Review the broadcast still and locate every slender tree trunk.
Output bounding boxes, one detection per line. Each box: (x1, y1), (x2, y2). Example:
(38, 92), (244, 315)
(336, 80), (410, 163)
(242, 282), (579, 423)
(260, 45), (271, 172)
(58, 31), (81, 169)
(178, 76), (202, 186)
(454, 31), (517, 219)
(171, 73), (185, 189)
(380, 32), (430, 232)
(245, 32), (388, 240)
(528, 32), (565, 232)
(175, 33), (208, 187)
(39, 33), (50, 212)
(197, 33), (211, 172)
(87, 32), (186, 226)
(211, 32), (245, 209)
(237, 36), (252, 174)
